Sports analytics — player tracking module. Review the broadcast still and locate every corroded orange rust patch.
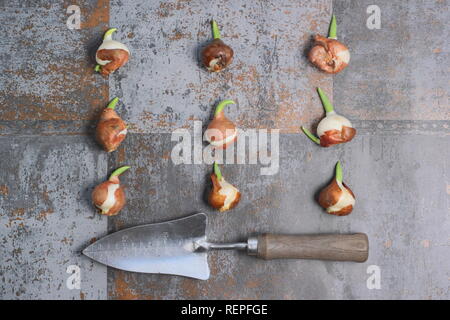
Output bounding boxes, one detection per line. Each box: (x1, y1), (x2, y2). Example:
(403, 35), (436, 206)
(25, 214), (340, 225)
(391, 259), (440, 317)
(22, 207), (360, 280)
(0, 185), (8, 195)
(61, 237), (73, 245)
(162, 151), (171, 160)
(80, 0), (109, 29)
(180, 278), (202, 299)
(169, 30), (192, 41)
(6, 217), (24, 228)
(111, 271), (156, 300)
(10, 208), (26, 217)
(36, 209), (54, 222)
(245, 279), (261, 289)
(112, 271), (139, 300)
(1, 63), (108, 121)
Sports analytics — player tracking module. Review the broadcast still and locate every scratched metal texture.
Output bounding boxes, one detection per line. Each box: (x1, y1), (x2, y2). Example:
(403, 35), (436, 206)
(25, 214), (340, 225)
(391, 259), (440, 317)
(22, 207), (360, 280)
(0, 0), (449, 300)
(334, 0), (449, 121)
(108, 0), (332, 134)
(0, 135), (108, 299)
(106, 0), (450, 299)
(0, 0), (109, 299)
(107, 132), (450, 300)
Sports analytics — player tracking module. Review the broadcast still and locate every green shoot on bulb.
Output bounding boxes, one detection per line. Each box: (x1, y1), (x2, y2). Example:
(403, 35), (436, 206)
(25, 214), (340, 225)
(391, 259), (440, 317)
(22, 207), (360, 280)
(214, 100), (235, 117)
(317, 88), (334, 113)
(211, 20), (221, 40)
(301, 126), (320, 145)
(213, 162), (223, 181)
(107, 97), (119, 110)
(335, 161), (343, 183)
(109, 166), (130, 180)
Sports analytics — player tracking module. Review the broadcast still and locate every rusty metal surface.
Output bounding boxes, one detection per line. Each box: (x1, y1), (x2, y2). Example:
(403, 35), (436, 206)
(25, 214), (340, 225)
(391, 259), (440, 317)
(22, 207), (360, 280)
(106, 132), (450, 300)
(0, 0), (109, 299)
(0, 0), (109, 133)
(1, 0), (449, 300)
(107, 0), (450, 299)
(109, 0), (333, 133)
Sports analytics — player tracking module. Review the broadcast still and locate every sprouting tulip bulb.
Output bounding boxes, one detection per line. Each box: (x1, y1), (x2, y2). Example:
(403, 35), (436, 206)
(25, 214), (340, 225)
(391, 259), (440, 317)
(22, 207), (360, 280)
(109, 166), (130, 180)
(92, 165), (128, 216)
(301, 88), (355, 147)
(211, 20), (221, 39)
(201, 20), (233, 72)
(95, 65), (101, 72)
(317, 161), (355, 216)
(214, 100), (235, 116)
(209, 162), (241, 212)
(301, 126), (320, 145)
(335, 161), (343, 183)
(96, 100), (128, 152)
(213, 162), (222, 181)
(104, 28), (117, 40)
(107, 97), (119, 110)
(317, 88), (334, 113)
(308, 17), (349, 74)
(205, 100), (237, 149)
(328, 15), (337, 39)
(96, 28), (130, 76)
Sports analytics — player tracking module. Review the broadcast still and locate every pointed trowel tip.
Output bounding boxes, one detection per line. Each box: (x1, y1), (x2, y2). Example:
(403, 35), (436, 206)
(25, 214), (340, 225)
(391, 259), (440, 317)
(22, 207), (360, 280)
(200, 269), (211, 281)
(82, 244), (95, 260)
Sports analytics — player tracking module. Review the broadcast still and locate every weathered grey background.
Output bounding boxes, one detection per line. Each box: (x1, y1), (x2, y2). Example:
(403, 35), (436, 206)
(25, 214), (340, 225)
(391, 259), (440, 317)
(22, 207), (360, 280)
(0, 0), (448, 299)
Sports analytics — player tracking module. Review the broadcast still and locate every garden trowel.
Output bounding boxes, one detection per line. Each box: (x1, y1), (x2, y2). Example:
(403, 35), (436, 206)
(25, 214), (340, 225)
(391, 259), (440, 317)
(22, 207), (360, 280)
(83, 213), (368, 280)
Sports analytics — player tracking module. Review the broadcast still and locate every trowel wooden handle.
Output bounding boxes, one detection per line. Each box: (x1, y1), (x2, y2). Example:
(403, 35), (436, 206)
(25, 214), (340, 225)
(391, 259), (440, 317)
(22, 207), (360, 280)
(256, 233), (368, 262)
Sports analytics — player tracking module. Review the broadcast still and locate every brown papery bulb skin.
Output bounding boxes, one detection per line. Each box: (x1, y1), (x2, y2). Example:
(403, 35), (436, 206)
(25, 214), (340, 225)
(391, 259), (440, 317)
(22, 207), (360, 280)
(97, 49), (129, 76)
(92, 176), (126, 216)
(318, 179), (355, 216)
(96, 108), (127, 152)
(205, 110), (237, 149)
(308, 35), (349, 74)
(320, 126), (356, 147)
(202, 39), (234, 72)
(208, 174), (241, 212)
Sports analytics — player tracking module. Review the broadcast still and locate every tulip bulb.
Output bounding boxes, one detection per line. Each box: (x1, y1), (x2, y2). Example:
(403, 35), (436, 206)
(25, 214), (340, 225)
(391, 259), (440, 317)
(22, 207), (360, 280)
(96, 97), (128, 152)
(95, 28), (130, 76)
(301, 88), (356, 147)
(204, 100), (237, 149)
(308, 15), (350, 74)
(318, 162), (355, 216)
(92, 166), (130, 216)
(208, 162), (241, 212)
(201, 20), (234, 72)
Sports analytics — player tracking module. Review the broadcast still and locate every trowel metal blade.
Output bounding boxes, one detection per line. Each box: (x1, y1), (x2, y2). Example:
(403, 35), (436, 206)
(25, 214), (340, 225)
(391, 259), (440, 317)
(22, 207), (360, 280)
(83, 213), (210, 280)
